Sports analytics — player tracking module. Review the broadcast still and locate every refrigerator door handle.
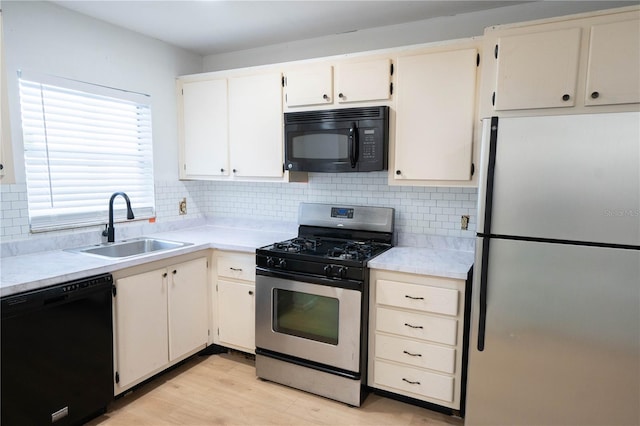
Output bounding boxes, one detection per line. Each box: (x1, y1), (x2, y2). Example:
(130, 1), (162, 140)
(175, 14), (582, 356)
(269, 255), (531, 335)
(477, 116), (499, 352)
(477, 237), (490, 351)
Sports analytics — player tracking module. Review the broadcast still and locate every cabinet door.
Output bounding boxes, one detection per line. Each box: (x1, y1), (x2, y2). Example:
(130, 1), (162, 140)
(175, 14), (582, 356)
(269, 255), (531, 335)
(228, 72), (284, 178)
(114, 269), (169, 388)
(495, 28), (581, 110)
(0, 11), (12, 183)
(585, 19), (640, 106)
(168, 258), (208, 361)
(181, 79), (229, 177)
(217, 280), (255, 353)
(394, 49), (477, 181)
(494, 28), (581, 110)
(285, 65), (333, 107)
(335, 58), (391, 103)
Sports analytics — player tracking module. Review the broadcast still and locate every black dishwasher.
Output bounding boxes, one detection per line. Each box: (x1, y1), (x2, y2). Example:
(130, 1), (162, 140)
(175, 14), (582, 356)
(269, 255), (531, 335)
(1, 273), (114, 425)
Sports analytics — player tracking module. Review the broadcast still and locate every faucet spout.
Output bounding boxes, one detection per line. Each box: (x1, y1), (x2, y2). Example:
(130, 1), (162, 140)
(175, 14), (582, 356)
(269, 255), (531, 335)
(102, 192), (135, 242)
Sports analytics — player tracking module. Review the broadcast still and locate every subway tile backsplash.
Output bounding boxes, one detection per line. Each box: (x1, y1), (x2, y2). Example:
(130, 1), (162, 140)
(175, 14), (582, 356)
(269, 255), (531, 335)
(209, 172), (477, 238)
(1, 172), (477, 251)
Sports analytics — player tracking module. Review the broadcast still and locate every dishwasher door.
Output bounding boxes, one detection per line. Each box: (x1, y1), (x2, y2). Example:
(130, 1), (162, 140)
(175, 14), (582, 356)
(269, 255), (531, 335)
(1, 274), (114, 425)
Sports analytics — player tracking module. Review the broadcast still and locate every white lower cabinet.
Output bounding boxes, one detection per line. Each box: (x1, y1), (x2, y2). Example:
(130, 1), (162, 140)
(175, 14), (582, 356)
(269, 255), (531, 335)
(213, 251), (256, 354)
(113, 255), (209, 394)
(368, 269), (468, 411)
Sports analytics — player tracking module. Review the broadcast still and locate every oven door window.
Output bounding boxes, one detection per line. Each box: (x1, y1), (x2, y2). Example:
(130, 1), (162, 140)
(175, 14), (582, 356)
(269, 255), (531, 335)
(273, 289), (339, 345)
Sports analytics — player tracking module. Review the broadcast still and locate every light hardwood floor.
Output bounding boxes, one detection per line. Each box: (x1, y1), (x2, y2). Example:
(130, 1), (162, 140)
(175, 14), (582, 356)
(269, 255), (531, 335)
(86, 351), (463, 426)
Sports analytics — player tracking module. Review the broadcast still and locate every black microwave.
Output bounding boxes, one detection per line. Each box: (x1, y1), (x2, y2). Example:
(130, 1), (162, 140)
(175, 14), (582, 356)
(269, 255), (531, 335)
(284, 106), (389, 173)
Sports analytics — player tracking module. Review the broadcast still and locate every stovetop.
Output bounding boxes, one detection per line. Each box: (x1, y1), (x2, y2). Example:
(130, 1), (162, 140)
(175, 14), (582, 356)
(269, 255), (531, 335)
(256, 204), (395, 282)
(264, 237), (391, 263)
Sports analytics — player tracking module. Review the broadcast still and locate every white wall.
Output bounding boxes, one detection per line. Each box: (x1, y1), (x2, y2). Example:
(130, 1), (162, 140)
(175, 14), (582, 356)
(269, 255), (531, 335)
(0, 0), (204, 244)
(2, 0), (203, 183)
(203, 1), (635, 71)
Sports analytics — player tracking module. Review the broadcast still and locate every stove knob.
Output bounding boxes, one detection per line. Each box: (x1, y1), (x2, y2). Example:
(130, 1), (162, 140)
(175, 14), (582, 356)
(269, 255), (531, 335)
(336, 266), (345, 278)
(266, 257), (275, 267)
(323, 265), (333, 276)
(278, 259), (287, 268)
(340, 266), (348, 278)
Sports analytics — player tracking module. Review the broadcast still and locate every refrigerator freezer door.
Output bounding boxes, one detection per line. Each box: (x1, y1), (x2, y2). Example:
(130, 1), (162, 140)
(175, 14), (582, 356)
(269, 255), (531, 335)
(467, 238), (640, 425)
(487, 112), (640, 246)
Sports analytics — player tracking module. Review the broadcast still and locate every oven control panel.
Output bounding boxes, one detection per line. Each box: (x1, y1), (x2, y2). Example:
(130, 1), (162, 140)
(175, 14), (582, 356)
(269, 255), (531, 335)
(331, 207), (354, 219)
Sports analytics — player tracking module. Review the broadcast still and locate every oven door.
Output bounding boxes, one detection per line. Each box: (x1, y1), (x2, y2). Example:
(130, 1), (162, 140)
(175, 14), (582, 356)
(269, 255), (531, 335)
(255, 273), (362, 373)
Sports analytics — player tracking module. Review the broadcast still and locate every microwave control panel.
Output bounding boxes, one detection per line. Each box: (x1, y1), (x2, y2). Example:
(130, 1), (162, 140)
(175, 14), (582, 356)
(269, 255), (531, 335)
(361, 128), (377, 160)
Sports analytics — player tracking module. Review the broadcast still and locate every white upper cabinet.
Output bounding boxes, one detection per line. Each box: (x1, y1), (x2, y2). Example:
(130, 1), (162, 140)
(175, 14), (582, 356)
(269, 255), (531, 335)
(228, 72), (284, 178)
(494, 28), (582, 110)
(180, 79), (229, 178)
(177, 69), (304, 182)
(285, 65), (333, 107)
(0, 10), (13, 184)
(584, 19), (640, 106)
(481, 6), (639, 116)
(284, 57), (391, 109)
(393, 48), (478, 183)
(335, 58), (392, 104)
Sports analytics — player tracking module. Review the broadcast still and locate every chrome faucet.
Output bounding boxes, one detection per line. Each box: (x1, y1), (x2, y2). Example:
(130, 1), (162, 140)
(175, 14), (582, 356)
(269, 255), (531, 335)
(103, 192), (135, 243)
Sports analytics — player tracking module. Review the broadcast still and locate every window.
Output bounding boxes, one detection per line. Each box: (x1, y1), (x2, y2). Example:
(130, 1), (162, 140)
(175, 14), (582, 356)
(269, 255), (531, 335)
(18, 72), (155, 232)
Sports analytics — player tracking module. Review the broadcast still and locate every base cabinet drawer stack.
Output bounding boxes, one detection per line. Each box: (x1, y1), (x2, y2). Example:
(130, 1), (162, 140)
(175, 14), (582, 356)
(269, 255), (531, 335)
(368, 269), (468, 412)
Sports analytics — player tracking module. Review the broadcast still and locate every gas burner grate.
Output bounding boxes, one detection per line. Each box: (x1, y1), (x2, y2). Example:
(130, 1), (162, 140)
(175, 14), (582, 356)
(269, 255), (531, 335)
(273, 238), (321, 253)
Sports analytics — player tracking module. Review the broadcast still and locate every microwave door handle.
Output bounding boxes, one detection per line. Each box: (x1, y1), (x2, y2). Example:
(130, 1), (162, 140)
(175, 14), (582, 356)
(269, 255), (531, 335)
(349, 122), (358, 168)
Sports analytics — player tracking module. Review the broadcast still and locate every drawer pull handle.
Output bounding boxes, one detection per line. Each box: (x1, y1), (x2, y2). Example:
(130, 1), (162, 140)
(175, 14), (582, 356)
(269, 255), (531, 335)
(403, 350), (422, 357)
(405, 295), (424, 300)
(230, 267), (243, 272)
(402, 378), (421, 385)
(404, 323), (423, 329)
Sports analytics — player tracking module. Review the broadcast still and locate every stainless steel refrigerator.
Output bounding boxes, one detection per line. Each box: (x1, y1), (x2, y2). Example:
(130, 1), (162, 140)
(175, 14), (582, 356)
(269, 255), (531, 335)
(466, 112), (640, 425)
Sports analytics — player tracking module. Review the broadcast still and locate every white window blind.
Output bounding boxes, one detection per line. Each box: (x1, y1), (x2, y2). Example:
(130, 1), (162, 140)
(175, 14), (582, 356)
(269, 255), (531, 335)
(18, 72), (155, 232)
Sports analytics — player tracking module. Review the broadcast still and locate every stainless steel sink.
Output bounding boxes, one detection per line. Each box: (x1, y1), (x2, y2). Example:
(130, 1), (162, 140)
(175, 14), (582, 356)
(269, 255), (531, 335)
(67, 238), (192, 259)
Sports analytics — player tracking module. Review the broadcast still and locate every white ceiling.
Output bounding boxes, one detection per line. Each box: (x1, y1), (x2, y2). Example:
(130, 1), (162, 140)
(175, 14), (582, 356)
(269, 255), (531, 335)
(50, 1), (528, 56)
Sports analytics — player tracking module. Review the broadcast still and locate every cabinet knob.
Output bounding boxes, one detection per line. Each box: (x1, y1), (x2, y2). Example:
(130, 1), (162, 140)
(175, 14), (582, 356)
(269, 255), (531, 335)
(395, 170), (401, 175)
(172, 270), (177, 275)
(248, 290), (254, 295)
(338, 93), (344, 99)
(220, 168), (225, 173)
(322, 94), (329, 100)
(591, 91), (600, 99)
(562, 94), (571, 101)
(232, 168), (237, 173)
(163, 272), (168, 278)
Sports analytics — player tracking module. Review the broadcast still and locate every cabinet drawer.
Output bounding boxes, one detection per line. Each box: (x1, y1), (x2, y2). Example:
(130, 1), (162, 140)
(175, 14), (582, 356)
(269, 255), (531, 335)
(377, 279), (459, 316)
(374, 359), (454, 402)
(375, 333), (456, 374)
(376, 307), (457, 346)
(217, 252), (255, 281)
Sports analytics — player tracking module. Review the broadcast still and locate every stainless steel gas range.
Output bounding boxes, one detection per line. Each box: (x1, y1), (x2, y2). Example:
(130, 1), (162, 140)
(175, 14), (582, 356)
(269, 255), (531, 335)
(255, 203), (394, 406)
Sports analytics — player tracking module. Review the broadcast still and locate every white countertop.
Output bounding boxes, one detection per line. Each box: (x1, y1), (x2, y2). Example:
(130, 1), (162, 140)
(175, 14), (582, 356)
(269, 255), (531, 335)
(1, 225), (475, 297)
(368, 247), (474, 280)
(0, 225), (295, 297)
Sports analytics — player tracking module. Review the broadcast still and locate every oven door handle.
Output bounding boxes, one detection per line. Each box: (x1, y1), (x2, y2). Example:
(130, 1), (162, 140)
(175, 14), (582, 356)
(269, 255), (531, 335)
(256, 267), (363, 291)
(349, 122), (358, 168)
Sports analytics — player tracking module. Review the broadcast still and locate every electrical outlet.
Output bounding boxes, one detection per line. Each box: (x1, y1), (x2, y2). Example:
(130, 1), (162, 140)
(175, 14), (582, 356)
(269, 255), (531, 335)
(179, 198), (187, 215)
(461, 215), (470, 230)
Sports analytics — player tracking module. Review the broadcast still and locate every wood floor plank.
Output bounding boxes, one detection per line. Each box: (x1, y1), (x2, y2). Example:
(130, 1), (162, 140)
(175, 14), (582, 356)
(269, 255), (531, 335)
(86, 352), (463, 426)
